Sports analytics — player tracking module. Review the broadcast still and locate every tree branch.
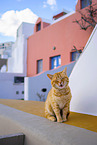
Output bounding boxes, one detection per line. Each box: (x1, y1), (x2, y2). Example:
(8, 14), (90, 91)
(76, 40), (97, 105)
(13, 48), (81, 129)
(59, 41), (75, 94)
(73, 3), (97, 30)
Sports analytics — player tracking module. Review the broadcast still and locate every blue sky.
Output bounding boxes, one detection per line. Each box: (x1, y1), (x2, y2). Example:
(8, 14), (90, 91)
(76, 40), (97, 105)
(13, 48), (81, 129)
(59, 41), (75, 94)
(0, 0), (77, 43)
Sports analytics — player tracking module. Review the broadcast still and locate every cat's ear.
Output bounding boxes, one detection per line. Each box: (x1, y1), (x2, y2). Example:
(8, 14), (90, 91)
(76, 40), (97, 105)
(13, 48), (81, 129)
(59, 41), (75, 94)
(62, 67), (67, 75)
(47, 74), (53, 80)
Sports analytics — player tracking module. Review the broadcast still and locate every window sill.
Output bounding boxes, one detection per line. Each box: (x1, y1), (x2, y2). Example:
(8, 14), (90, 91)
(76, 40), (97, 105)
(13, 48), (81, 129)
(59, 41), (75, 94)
(13, 83), (24, 85)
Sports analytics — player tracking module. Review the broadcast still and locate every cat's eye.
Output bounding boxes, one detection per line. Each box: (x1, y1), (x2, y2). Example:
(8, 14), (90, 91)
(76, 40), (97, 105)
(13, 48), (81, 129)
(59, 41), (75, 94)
(61, 78), (64, 80)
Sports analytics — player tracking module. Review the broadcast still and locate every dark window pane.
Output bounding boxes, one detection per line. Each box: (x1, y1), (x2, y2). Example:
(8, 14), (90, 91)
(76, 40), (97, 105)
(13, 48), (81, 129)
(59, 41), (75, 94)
(14, 77), (24, 83)
(37, 23), (41, 31)
(51, 55), (61, 69)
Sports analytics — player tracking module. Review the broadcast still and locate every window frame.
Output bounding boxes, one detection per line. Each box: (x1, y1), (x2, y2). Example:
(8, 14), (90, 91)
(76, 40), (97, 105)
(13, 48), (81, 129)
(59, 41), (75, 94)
(37, 59), (43, 74)
(50, 55), (61, 70)
(81, 0), (92, 9)
(36, 22), (41, 32)
(70, 50), (82, 62)
(14, 76), (24, 84)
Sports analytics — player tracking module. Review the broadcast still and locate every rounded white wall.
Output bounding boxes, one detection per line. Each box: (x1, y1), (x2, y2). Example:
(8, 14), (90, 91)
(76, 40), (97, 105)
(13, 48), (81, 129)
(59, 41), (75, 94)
(69, 25), (97, 116)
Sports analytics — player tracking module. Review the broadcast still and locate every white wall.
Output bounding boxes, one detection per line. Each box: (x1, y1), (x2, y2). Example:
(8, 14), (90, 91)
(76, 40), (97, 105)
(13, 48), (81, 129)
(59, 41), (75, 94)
(69, 25), (97, 116)
(0, 73), (24, 100)
(24, 62), (75, 101)
(1, 22), (34, 100)
(22, 22), (34, 38)
(8, 35), (25, 74)
(8, 22), (34, 76)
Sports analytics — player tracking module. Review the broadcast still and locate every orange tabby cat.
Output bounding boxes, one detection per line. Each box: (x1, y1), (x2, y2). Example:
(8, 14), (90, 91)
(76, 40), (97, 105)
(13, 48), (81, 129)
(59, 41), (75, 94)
(45, 67), (72, 123)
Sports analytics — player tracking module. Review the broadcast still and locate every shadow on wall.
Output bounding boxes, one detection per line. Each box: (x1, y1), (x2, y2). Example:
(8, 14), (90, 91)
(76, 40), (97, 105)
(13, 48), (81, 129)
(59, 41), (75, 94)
(24, 62), (75, 101)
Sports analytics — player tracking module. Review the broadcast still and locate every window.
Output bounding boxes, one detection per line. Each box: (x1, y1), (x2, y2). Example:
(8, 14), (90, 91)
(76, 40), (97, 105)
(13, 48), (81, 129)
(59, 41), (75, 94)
(37, 59), (43, 74)
(51, 55), (61, 69)
(71, 51), (81, 61)
(16, 91), (19, 94)
(14, 77), (24, 84)
(36, 22), (41, 31)
(81, 0), (92, 9)
(22, 91), (24, 94)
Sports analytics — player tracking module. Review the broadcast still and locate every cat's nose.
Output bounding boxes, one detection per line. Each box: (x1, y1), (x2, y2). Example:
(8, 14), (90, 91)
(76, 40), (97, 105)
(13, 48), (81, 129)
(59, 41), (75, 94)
(59, 82), (63, 87)
(60, 84), (63, 87)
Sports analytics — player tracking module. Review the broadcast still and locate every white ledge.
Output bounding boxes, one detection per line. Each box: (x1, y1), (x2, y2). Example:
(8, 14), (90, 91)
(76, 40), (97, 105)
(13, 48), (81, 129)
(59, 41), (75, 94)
(0, 104), (97, 145)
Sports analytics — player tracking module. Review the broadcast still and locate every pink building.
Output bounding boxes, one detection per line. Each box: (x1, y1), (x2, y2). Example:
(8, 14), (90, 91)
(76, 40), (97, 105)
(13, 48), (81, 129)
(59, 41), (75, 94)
(27, 0), (96, 77)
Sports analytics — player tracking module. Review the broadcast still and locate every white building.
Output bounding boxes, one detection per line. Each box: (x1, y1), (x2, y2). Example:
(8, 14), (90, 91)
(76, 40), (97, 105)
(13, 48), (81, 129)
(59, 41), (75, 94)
(0, 73), (24, 100)
(0, 41), (14, 59)
(0, 22), (35, 100)
(8, 22), (35, 76)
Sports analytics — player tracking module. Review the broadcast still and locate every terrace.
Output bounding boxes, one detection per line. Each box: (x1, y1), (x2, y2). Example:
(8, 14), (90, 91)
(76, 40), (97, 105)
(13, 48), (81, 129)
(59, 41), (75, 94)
(0, 99), (97, 145)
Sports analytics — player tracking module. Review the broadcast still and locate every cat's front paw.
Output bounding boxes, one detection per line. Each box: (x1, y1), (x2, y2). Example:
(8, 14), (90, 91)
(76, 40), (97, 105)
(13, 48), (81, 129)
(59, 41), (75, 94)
(48, 116), (56, 122)
(62, 116), (67, 122)
(62, 118), (67, 122)
(57, 118), (63, 123)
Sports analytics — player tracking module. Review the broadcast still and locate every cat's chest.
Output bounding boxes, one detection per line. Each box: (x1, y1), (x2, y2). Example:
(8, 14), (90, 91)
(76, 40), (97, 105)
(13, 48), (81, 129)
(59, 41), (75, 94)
(55, 95), (67, 109)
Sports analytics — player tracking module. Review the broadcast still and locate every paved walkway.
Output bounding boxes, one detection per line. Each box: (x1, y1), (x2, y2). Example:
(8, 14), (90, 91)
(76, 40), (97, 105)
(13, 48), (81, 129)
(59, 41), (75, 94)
(0, 99), (97, 132)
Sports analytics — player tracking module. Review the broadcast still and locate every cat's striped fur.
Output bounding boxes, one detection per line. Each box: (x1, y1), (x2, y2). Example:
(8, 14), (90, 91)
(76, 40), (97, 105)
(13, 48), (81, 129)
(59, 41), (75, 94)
(45, 67), (72, 123)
